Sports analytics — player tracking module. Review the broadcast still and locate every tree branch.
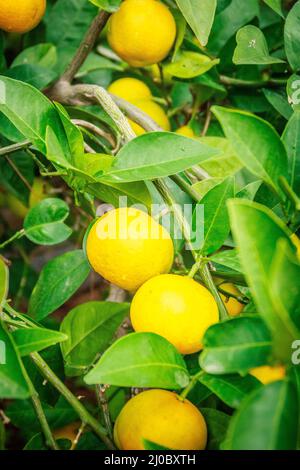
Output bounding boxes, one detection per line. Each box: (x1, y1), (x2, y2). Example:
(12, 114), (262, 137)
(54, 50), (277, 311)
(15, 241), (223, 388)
(60, 10), (110, 83)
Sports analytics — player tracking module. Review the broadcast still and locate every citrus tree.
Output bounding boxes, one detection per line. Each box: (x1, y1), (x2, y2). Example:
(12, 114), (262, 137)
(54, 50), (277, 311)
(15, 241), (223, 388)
(0, 0), (300, 451)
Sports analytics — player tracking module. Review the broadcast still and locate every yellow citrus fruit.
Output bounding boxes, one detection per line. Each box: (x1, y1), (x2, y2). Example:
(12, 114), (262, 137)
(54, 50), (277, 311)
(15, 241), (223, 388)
(291, 233), (300, 258)
(219, 282), (244, 317)
(53, 422), (81, 442)
(250, 365), (286, 384)
(0, 0), (46, 34)
(86, 207), (174, 292)
(107, 0), (176, 67)
(114, 389), (207, 450)
(176, 126), (196, 138)
(108, 77), (152, 102)
(130, 99), (170, 135)
(131, 274), (219, 354)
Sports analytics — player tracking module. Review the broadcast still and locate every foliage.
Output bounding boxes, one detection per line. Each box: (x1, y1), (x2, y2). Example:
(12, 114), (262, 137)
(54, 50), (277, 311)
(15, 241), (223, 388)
(0, 0), (300, 452)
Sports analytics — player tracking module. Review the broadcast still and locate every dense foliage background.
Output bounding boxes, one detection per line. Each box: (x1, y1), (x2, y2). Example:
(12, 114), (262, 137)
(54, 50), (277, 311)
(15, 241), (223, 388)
(0, 0), (300, 451)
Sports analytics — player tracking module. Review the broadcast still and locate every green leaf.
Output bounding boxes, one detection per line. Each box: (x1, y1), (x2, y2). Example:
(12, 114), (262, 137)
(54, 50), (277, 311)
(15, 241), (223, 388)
(0, 323), (30, 399)
(200, 316), (272, 374)
(263, 0), (283, 16)
(0, 76), (67, 156)
(5, 64), (58, 90)
(0, 150), (34, 204)
(84, 332), (190, 389)
(201, 408), (230, 450)
(284, 1), (300, 72)
(198, 137), (242, 178)
(60, 301), (129, 375)
(143, 439), (171, 450)
(198, 373), (260, 409)
(89, 0), (121, 13)
(174, 0), (217, 47)
(7, 395), (77, 432)
(210, 249), (243, 274)
(45, 0), (98, 74)
(228, 200), (298, 359)
(233, 25), (284, 65)
(224, 380), (299, 450)
(270, 239), (300, 333)
(12, 43), (57, 69)
(165, 52), (219, 79)
(212, 106), (288, 196)
(262, 88), (293, 120)
(194, 177), (234, 255)
(12, 328), (68, 356)
(29, 250), (90, 320)
(282, 110), (300, 194)
(24, 198), (72, 245)
(208, 0), (259, 54)
(100, 132), (219, 183)
(0, 256), (9, 309)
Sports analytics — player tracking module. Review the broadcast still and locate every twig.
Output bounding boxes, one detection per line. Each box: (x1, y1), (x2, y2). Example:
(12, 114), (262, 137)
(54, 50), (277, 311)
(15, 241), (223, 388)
(201, 106), (212, 137)
(220, 75), (288, 88)
(60, 10), (110, 83)
(84, 142), (96, 154)
(0, 140), (31, 156)
(95, 384), (113, 440)
(72, 119), (116, 147)
(30, 352), (115, 449)
(5, 156), (32, 191)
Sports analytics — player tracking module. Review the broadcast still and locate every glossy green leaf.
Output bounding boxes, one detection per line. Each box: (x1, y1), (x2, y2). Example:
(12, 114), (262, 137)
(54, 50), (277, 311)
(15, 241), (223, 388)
(262, 88), (293, 120)
(200, 316), (272, 374)
(12, 43), (57, 69)
(194, 177), (234, 255)
(24, 198), (72, 245)
(60, 301), (129, 375)
(100, 132), (219, 183)
(143, 440), (171, 450)
(84, 332), (190, 389)
(12, 328), (67, 356)
(29, 250), (90, 320)
(233, 25), (284, 65)
(0, 323), (30, 399)
(270, 239), (300, 333)
(208, 0), (259, 54)
(0, 76), (67, 156)
(282, 111), (300, 193)
(5, 64), (58, 90)
(198, 373), (260, 408)
(198, 137), (242, 178)
(212, 106), (288, 196)
(228, 200), (298, 359)
(165, 52), (219, 79)
(285, 1), (300, 72)
(210, 249), (243, 274)
(263, 0), (283, 16)
(175, 0), (217, 46)
(224, 381), (299, 450)
(201, 408), (230, 450)
(89, 0), (121, 12)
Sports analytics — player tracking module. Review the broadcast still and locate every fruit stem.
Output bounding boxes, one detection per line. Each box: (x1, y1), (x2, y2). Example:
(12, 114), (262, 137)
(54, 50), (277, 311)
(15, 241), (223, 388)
(0, 229), (25, 250)
(30, 352), (115, 450)
(180, 371), (205, 400)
